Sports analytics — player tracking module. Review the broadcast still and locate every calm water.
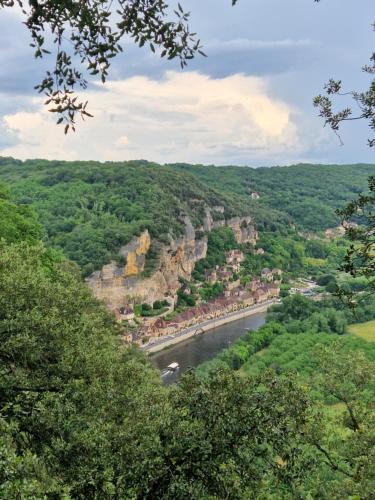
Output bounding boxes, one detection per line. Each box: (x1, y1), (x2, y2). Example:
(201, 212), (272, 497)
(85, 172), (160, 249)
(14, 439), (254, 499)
(150, 312), (266, 385)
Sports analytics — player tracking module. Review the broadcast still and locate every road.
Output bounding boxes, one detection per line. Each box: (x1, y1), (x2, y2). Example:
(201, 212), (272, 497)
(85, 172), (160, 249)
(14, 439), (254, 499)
(142, 299), (278, 353)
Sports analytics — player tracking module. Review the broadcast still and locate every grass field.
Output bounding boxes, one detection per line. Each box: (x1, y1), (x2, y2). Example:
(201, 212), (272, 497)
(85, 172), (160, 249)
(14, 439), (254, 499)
(348, 320), (375, 342)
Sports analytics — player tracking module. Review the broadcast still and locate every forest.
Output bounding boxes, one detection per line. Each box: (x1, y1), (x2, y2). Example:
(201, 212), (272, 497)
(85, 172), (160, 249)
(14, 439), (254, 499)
(0, 158), (251, 275)
(1, 162), (375, 497)
(172, 163), (375, 231)
(0, 157), (374, 277)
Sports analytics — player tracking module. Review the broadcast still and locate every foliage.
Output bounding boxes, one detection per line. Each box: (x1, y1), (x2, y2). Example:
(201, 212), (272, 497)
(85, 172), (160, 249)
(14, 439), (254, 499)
(193, 226), (238, 278)
(176, 288), (196, 308)
(156, 369), (313, 499)
(313, 11), (375, 149)
(153, 300), (169, 310)
(0, 158), (249, 276)
(140, 301), (168, 316)
(0, 240), (170, 497)
(172, 162), (375, 231)
(306, 345), (375, 498)
(199, 281), (225, 301)
(0, 186), (42, 245)
(338, 176), (375, 305)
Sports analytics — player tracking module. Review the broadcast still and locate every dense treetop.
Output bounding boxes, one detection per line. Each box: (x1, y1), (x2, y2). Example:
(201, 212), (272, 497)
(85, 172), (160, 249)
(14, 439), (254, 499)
(1, 182), (375, 497)
(1, 158), (375, 276)
(171, 162), (375, 231)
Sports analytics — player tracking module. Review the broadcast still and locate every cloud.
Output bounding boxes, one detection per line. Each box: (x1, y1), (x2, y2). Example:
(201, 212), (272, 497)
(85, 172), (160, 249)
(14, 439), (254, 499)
(206, 38), (314, 52)
(0, 71), (306, 164)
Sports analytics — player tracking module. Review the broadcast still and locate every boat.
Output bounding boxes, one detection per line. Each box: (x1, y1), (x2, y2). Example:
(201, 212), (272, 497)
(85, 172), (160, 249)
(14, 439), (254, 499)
(167, 362), (179, 371)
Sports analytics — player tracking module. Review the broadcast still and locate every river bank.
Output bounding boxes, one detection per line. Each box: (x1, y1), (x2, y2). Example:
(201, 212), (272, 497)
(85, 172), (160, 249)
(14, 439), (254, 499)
(143, 299), (277, 354)
(151, 311), (267, 385)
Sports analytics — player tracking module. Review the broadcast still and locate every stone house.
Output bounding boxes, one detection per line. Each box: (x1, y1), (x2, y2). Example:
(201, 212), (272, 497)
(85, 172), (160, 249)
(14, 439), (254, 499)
(251, 192), (260, 200)
(226, 279), (241, 291)
(254, 286), (269, 303)
(225, 249), (245, 265)
(261, 268), (273, 282)
(204, 270), (217, 284)
(246, 277), (260, 292)
(267, 283), (280, 298)
(242, 293), (255, 307)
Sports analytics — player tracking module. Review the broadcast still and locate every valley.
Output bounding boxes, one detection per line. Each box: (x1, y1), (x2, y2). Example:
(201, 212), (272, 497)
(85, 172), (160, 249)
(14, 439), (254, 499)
(2, 157), (375, 497)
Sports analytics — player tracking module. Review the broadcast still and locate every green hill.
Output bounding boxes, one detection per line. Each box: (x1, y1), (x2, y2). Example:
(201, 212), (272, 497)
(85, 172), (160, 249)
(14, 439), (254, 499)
(170, 162), (375, 230)
(0, 157), (285, 275)
(1, 157), (374, 275)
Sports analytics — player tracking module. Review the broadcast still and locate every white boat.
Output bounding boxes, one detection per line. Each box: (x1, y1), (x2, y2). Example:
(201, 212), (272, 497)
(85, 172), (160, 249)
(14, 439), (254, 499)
(167, 362), (179, 371)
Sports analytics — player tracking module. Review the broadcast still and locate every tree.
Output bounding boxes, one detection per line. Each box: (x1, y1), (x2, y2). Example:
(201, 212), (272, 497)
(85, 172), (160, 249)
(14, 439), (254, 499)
(307, 344), (375, 498)
(150, 368), (314, 498)
(310, 2), (375, 304)
(0, 0), (236, 132)
(337, 176), (375, 304)
(313, 1), (375, 147)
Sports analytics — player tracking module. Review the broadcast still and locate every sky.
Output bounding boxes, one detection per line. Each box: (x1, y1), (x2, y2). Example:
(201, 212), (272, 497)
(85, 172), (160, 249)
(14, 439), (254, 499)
(0, 0), (374, 166)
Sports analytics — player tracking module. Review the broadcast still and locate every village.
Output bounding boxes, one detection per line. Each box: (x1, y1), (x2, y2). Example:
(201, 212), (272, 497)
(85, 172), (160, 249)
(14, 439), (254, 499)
(113, 247), (282, 346)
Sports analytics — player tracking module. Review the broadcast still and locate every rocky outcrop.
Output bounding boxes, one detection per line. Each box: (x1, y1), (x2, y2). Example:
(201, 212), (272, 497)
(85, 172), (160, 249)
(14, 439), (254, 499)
(119, 230), (151, 277)
(202, 209), (258, 244)
(86, 220), (207, 309)
(86, 209), (258, 310)
(226, 216), (258, 245)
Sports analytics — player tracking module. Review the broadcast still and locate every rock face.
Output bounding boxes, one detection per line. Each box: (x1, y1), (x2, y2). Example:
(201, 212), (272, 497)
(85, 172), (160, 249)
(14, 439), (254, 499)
(119, 230), (151, 277)
(86, 222), (208, 309)
(86, 210), (258, 310)
(226, 216), (259, 245)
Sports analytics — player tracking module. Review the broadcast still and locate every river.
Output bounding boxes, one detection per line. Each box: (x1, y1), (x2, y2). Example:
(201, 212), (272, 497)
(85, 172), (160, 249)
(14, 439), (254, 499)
(150, 311), (266, 385)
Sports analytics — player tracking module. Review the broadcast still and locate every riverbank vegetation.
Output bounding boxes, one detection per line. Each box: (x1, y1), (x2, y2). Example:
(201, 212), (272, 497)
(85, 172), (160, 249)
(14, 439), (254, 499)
(199, 294), (375, 375)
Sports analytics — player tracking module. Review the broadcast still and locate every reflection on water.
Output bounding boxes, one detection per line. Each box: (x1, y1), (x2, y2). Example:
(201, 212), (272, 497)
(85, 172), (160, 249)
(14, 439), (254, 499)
(151, 312), (266, 385)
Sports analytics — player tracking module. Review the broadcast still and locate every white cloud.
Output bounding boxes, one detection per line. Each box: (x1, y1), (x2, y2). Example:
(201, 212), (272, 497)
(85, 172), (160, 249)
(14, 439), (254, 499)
(206, 38), (314, 52)
(1, 71), (306, 164)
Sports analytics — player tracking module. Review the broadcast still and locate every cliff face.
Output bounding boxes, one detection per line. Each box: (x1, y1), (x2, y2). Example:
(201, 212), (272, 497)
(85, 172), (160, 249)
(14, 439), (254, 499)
(86, 210), (258, 310)
(120, 230), (151, 277)
(86, 222), (207, 309)
(226, 216), (259, 245)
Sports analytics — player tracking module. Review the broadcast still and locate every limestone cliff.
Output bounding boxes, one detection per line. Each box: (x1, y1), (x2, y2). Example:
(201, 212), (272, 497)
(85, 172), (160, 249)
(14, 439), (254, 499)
(86, 221), (207, 309)
(119, 230), (151, 277)
(202, 208), (258, 245)
(86, 210), (258, 310)
(226, 216), (259, 245)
